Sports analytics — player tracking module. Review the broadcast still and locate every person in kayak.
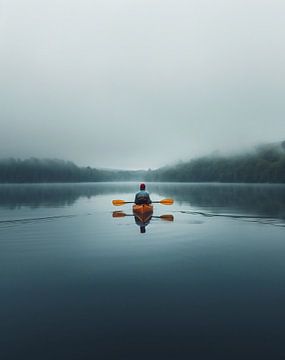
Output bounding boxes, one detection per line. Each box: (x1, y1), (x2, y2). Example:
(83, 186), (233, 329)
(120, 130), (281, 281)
(134, 183), (152, 205)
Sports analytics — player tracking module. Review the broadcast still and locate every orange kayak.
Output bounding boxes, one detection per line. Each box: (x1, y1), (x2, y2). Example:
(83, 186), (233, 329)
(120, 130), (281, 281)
(133, 204), (153, 214)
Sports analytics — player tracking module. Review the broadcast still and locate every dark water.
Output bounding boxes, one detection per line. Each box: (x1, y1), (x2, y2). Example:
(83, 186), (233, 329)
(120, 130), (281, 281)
(1, 182), (285, 359)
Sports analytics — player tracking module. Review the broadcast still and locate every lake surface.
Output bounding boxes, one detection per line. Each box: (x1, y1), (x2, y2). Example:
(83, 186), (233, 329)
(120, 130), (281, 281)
(1, 182), (285, 359)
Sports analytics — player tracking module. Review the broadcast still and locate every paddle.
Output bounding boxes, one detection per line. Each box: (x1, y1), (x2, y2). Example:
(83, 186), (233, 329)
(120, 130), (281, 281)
(112, 211), (174, 221)
(112, 198), (174, 206)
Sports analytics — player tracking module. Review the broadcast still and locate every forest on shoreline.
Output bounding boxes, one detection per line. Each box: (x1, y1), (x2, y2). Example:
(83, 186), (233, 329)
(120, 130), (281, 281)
(0, 141), (284, 184)
(146, 142), (285, 183)
(0, 158), (145, 183)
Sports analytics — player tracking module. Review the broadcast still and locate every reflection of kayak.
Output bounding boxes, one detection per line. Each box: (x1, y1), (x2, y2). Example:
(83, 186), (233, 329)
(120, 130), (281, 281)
(133, 204), (153, 224)
(112, 204), (173, 234)
(133, 204), (153, 214)
(133, 204), (153, 233)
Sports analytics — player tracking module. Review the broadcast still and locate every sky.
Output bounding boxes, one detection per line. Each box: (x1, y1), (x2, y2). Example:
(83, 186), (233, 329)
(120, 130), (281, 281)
(0, 0), (285, 169)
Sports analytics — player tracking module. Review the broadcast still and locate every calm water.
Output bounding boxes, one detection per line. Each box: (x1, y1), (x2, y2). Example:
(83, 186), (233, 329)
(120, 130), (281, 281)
(1, 182), (285, 359)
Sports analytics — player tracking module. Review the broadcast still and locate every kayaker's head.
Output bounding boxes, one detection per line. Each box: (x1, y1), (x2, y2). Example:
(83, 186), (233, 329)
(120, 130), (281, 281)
(140, 183), (146, 191)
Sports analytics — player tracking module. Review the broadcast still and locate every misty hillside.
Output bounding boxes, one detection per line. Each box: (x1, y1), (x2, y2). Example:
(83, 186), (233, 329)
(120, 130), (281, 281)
(0, 141), (285, 183)
(146, 141), (285, 183)
(0, 158), (145, 183)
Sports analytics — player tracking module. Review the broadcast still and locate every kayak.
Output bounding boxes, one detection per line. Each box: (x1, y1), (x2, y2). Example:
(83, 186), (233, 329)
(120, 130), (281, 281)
(133, 204), (153, 214)
(133, 204), (153, 224)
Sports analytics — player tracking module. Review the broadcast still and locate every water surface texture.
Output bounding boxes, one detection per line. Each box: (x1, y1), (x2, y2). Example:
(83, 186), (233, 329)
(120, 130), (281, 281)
(1, 183), (285, 359)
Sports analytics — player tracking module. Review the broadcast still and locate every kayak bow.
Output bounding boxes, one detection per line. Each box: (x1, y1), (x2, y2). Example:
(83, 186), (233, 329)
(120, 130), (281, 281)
(132, 204), (154, 214)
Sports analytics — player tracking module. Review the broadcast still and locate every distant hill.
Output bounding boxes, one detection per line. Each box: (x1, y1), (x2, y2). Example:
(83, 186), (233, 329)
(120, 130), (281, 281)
(145, 141), (285, 183)
(0, 141), (284, 183)
(0, 158), (146, 183)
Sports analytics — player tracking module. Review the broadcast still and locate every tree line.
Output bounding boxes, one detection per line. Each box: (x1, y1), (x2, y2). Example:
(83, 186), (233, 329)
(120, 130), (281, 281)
(0, 141), (284, 183)
(0, 158), (145, 183)
(145, 142), (285, 183)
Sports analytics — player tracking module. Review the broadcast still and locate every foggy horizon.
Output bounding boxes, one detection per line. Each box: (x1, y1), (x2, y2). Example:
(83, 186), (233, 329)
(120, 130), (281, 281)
(1, 0), (285, 170)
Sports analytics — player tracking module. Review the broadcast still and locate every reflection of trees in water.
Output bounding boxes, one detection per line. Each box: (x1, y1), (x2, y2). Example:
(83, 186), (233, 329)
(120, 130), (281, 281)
(0, 183), (138, 209)
(149, 183), (285, 219)
(0, 183), (285, 220)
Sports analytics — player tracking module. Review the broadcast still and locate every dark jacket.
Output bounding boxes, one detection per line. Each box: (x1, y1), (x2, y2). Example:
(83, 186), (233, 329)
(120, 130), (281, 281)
(134, 190), (152, 205)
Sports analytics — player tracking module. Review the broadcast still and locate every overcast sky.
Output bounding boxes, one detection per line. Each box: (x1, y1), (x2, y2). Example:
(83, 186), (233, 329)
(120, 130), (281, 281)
(0, 0), (284, 169)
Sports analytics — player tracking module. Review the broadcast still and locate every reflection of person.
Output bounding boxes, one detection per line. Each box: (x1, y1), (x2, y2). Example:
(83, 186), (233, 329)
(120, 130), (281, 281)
(134, 183), (152, 205)
(134, 214), (152, 233)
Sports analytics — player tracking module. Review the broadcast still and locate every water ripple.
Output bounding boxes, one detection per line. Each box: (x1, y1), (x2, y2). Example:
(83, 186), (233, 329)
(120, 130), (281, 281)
(178, 210), (285, 227)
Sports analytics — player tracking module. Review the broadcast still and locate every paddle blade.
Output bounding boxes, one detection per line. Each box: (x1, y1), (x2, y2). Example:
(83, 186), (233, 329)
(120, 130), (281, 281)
(160, 214), (174, 221)
(112, 211), (126, 218)
(160, 198), (174, 205)
(112, 200), (126, 206)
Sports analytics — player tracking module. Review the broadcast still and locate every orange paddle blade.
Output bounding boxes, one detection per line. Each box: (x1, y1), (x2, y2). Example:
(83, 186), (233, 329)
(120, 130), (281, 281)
(160, 214), (174, 221)
(159, 198), (174, 205)
(112, 200), (126, 206)
(112, 211), (126, 218)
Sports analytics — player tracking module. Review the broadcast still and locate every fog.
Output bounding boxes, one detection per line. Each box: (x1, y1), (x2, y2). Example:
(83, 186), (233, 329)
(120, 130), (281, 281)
(1, 0), (284, 169)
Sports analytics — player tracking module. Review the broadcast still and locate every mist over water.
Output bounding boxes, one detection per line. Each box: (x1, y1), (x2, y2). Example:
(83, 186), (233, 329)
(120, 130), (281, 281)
(1, 1), (285, 358)
(1, 0), (285, 168)
(0, 182), (285, 222)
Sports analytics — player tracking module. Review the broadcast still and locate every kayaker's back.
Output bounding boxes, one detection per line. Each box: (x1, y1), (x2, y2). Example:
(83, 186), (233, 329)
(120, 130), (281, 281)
(134, 190), (152, 205)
